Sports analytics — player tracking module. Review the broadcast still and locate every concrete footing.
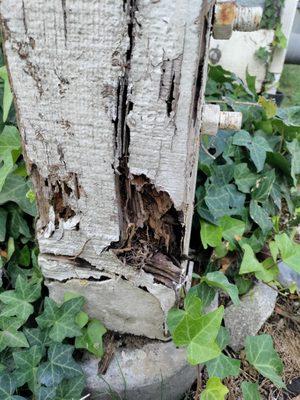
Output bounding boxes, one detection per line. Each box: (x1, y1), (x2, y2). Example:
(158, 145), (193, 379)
(81, 340), (197, 400)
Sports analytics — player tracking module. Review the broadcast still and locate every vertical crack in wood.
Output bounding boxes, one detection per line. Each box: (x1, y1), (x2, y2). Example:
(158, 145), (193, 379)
(111, 1), (184, 289)
(192, 21), (208, 123)
(61, 0), (68, 48)
(22, 0), (28, 35)
(166, 74), (175, 117)
(192, 0), (213, 126)
(159, 56), (183, 118)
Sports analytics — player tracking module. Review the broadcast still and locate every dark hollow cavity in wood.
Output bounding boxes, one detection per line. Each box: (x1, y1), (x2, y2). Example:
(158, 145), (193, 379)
(111, 0), (184, 289)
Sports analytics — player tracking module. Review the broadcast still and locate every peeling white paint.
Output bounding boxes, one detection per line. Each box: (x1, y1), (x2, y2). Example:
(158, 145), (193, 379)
(1, 0), (210, 339)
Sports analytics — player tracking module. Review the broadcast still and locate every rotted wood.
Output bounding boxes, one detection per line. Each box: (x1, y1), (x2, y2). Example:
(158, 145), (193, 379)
(1, 0), (213, 339)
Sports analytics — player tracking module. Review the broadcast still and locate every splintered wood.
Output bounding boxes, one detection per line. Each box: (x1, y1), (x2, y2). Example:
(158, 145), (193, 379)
(1, 0), (211, 339)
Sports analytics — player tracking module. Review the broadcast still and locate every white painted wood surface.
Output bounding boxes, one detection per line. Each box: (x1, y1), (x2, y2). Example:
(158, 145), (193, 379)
(1, 0), (212, 339)
(210, 30), (274, 91)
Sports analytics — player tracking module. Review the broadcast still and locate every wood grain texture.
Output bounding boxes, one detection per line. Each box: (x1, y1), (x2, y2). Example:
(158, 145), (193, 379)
(1, 0), (211, 339)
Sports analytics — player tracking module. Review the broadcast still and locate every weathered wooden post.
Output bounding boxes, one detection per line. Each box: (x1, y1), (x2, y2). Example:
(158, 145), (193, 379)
(0, 1), (214, 397)
(0, 0), (213, 335)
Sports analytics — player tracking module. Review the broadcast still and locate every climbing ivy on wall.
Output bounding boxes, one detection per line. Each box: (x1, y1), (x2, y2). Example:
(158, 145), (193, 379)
(260, 0), (285, 30)
(256, 0), (287, 92)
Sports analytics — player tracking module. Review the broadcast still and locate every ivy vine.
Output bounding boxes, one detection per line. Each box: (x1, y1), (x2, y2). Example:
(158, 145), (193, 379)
(168, 65), (300, 399)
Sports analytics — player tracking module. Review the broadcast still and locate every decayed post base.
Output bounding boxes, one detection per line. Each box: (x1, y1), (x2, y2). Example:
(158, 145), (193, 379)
(1, 0), (212, 396)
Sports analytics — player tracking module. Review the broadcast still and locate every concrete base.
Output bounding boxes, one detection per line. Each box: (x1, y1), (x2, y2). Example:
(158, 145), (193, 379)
(81, 340), (197, 400)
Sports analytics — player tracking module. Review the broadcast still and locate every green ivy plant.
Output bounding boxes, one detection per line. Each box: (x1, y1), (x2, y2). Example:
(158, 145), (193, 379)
(260, 0), (285, 30)
(168, 65), (299, 399)
(255, 0), (287, 92)
(0, 43), (107, 399)
(0, 29), (298, 400)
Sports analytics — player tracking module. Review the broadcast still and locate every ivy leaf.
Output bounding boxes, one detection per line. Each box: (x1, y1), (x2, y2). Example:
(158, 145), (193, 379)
(7, 205), (31, 239)
(206, 354), (241, 379)
(7, 237), (15, 261)
(23, 327), (52, 355)
(245, 334), (285, 388)
(197, 205), (217, 225)
(286, 139), (300, 186)
(35, 386), (57, 400)
(232, 130), (252, 147)
(200, 377), (229, 400)
(170, 297), (223, 365)
(0, 316), (29, 352)
(269, 241), (279, 262)
(255, 258), (279, 283)
(75, 311), (89, 328)
(218, 216), (245, 244)
(36, 297), (84, 342)
(224, 184), (245, 212)
(214, 243), (228, 258)
(13, 345), (43, 392)
(240, 244), (263, 275)
(0, 175), (36, 216)
(0, 275), (41, 321)
(200, 220), (222, 249)
(37, 343), (83, 387)
(267, 152), (291, 178)
(270, 182), (282, 210)
(0, 208), (7, 241)
(277, 106), (300, 126)
(202, 272), (239, 305)
(214, 130), (235, 156)
(55, 376), (85, 400)
(189, 283), (217, 309)
(234, 163), (257, 193)
(235, 276), (253, 295)
(249, 136), (272, 172)
(210, 164), (234, 185)
(18, 245), (31, 267)
(240, 245), (277, 282)
(186, 307), (224, 365)
(241, 382), (261, 400)
(0, 126), (21, 191)
(172, 299), (216, 346)
(246, 69), (256, 97)
(250, 200), (273, 234)
(251, 170), (276, 202)
(184, 293), (203, 316)
(169, 295), (202, 345)
(273, 25), (287, 48)
(75, 319), (106, 358)
(274, 233), (300, 273)
(258, 96), (277, 119)
(167, 308), (186, 336)
(205, 185), (231, 219)
(233, 131), (272, 172)
(187, 338), (221, 366)
(255, 47), (270, 63)
(0, 373), (27, 400)
(216, 326), (230, 350)
(0, 66), (13, 122)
